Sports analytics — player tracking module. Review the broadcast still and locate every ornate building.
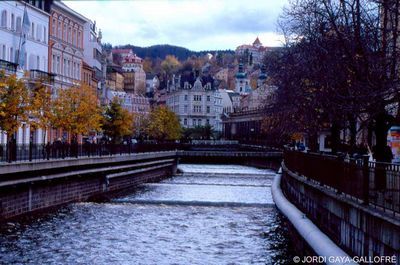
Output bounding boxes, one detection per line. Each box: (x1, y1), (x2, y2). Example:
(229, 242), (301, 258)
(166, 74), (223, 131)
(49, 1), (85, 92)
(235, 37), (269, 66)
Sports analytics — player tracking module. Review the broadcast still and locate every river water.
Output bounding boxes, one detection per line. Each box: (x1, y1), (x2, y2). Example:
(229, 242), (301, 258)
(0, 164), (295, 264)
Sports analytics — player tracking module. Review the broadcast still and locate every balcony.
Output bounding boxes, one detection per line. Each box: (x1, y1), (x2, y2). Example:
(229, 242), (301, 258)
(0, 59), (18, 75)
(29, 70), (56, 85)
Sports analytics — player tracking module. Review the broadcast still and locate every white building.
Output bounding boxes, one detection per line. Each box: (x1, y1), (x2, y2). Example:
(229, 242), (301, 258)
(106, 90), (150, 117)
(82, 19), (103, 89)
(166, 76), (223, 132)
(0, 1), (49, 72)
(0, 0), (52, 145)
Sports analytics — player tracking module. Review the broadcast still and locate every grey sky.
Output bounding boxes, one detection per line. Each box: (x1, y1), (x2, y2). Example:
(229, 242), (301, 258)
(64, 0), (289, 51)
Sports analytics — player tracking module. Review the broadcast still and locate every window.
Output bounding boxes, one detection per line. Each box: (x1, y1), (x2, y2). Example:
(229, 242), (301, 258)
(73, 29), (76, 45)
(63, 59), (66, 75)
(207, 95), (210, 101)
(1, 45), (5, 60)
(52, 55), (56, 72)
(9, 47), (13, 62)
(52, 18), (56, 36)
(57, 56), (60, 74)
(11, 13), (14, 30)
(16, 17), (21, 32)
(184, 118), (187, 125)
(36, 24), (41, 41)
(198, 119), (202, 126)
(206, 119), (210, 125)
(58, 21), (61, 38)
(77, 31), (81, 48)
(184, 105), (188, 112)
(184, 95), (188, 101)
(1, 10), (7, 28)
(68, 26), (72, 43)
(193, 95), (202, 101)
(207, 106), (210, 113)
(63, 23), (67, 40)
(43, 26), (46, 43)
(36, 56), (40, 69)
(31, 22), (34, 38)
(193, 119), (197, 126)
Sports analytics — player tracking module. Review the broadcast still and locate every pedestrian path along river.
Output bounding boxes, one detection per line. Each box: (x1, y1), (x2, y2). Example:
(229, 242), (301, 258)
(0, 164), (295, 264)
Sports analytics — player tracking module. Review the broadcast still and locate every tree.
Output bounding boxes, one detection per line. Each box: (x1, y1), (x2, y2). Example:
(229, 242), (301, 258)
(0, 71), (29, 139)
(142, 57), (153, 73)
(161, 55), (181, 77)
(51, 84), (102, 141)
(28, 80), (53, 144)
(146, 105), (181, 141)
(265, 0), (400, 156)
(102, 97), (134, 143)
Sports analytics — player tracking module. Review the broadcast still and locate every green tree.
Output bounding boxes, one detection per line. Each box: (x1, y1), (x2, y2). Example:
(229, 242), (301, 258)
(146, 105), (181, 141)
(102, 97), (134, 143)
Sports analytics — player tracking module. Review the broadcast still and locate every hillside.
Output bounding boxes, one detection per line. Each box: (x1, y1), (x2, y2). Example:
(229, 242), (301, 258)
(112, 44), (235, 60)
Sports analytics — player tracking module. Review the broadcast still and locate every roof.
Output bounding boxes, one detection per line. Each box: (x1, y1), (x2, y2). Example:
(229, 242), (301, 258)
(253, 37), (262, 46)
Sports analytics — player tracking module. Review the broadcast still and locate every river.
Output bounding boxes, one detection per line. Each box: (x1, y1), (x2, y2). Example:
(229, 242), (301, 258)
(0, 164), (295, 264)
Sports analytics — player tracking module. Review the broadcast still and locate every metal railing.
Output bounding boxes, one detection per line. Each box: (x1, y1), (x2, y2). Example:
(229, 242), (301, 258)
(29, 69), (56, 84)
(284, 149), (400, 215)
(0, 143), (181, 163)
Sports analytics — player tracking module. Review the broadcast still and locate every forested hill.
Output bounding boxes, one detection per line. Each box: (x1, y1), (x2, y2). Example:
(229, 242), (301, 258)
(105, 44), (235, 60)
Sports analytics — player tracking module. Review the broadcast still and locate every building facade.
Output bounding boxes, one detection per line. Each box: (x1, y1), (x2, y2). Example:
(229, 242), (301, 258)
(0, 0), (53, 145)
(48, 1), (86, 91)
(166, 76), (223, 131)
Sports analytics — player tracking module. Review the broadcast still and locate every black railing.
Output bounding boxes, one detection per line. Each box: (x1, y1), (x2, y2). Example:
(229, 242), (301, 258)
(0, 59), (18, 74)
(0, 143), (181, 163)
(284, 149), (400, 215)
(29, 69), (56, 84)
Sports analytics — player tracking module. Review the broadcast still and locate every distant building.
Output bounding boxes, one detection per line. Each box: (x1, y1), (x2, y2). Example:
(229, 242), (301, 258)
(235, 63), (251, 95)
(82, 18), (103, 91)
(105, 90), (150, 117)
(106, 65), (124, 91)
(166, 74), (223, 131)
(235, 37), (269, 66)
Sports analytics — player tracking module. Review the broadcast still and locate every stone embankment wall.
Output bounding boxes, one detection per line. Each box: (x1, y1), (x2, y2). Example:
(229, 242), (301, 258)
(281, 163), (400, 260)
(0, 152), (177, 220)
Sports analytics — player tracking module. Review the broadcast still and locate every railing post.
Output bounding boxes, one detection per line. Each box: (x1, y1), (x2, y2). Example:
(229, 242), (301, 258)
(362, 155), (370, 205)
(29, 141), (33, 162)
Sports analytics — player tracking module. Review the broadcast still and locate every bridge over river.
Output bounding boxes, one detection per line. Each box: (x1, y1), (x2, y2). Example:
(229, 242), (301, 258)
(0, 164), (295, 264)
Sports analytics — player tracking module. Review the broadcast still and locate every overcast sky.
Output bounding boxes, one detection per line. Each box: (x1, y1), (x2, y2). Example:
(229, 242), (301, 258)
(64, 0), (289, 51)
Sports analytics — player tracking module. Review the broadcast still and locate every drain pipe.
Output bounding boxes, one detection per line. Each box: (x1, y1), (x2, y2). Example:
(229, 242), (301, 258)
(272, 172), (357, 265)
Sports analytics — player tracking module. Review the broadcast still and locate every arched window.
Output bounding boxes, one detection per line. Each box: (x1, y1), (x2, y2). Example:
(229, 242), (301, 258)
(1, 10), (7, 28)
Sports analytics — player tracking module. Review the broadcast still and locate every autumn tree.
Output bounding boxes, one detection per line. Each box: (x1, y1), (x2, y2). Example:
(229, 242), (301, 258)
(146, 105), (181, 141)
(102, 97), (134, 143)
(0, 71), (29, 141)
(161, 55), (181, 77)
(51, 84), (102, 142)
(28, 80), (53, 144)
